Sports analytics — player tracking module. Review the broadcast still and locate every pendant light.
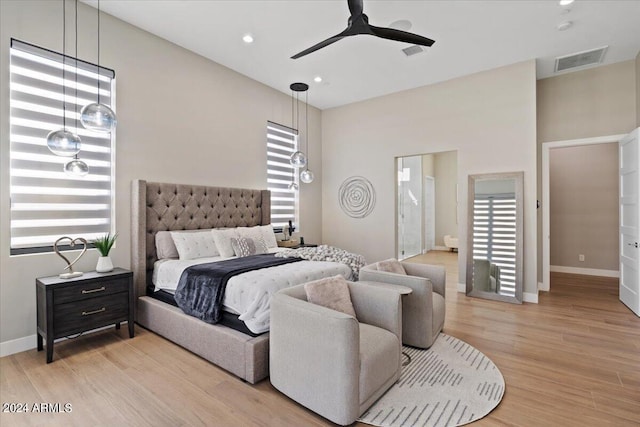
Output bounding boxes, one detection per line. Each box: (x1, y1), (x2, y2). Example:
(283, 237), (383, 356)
(289, 83), (308, 169)
(80, 0), (117, 132)
(300, 86), (314, 184)
(47, 0), (82, 157)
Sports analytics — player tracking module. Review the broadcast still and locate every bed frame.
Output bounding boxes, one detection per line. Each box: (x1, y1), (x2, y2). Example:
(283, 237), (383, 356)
(131, 180), (271, 383)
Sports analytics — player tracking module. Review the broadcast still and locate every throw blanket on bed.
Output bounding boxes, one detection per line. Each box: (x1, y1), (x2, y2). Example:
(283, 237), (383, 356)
(275, 245), (366, 280)
(174, 254), (302, 324)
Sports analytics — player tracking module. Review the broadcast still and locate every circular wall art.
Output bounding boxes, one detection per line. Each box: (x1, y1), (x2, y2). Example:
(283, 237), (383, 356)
(339, 176), (376, 218)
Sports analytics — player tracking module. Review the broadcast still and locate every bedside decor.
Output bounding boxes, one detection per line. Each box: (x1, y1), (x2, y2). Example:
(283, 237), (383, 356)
(93, 232), (117, 273)
(54, 236), (87, 279)
(339, 176), (376, 218)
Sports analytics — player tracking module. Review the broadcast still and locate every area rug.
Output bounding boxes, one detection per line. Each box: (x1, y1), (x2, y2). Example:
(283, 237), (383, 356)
(358, 334), (504, 427)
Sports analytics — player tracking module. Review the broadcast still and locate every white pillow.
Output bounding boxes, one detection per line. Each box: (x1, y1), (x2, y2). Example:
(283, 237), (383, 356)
(258, 225), (278, 249)
(169, 230), (219, 260)
(211, 228), (239, 258)
(237, 226), (269, 250)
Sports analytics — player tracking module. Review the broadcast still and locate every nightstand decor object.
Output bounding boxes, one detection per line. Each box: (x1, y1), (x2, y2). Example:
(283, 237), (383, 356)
(36, 268), (134, 363)
(53, 236), (87, 279)
(92, 232), (117, 273)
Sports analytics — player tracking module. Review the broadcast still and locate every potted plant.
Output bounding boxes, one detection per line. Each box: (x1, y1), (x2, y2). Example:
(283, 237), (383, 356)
(93, 232), (117, 273)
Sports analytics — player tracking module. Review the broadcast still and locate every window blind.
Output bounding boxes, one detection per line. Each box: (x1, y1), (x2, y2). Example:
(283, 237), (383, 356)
(472, 193), (517, 296)
(10, 39), (116, 254)
(266, 121), (299, 230)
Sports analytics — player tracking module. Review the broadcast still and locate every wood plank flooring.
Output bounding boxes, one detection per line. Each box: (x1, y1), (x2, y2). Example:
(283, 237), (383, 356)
(2, 251), (638, 426)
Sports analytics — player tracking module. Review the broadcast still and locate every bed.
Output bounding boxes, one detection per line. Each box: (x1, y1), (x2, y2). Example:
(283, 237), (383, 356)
(131, 180), (350, 383)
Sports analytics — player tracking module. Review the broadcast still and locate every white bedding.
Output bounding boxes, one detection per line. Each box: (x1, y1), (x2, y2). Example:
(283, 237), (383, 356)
(152, 249), (352, 334)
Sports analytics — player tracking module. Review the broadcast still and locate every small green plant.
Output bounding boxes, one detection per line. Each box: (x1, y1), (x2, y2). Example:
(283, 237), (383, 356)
(93, 233), (118, 256)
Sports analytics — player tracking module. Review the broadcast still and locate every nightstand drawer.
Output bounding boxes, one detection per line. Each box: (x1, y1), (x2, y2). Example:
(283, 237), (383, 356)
(54, 292), (128, 336)
(53, 278), (128, 305)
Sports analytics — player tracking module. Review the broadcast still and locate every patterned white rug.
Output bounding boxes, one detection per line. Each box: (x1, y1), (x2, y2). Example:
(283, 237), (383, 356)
(359, 334), (504, 427)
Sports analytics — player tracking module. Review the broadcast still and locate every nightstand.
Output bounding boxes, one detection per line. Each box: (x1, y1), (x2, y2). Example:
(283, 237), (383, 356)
(36, 268), (134, 363)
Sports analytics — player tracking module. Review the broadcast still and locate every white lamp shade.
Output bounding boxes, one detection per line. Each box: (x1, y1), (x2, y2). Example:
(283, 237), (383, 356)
(290, 151), (307, 168)
(80, 102), (117, 132)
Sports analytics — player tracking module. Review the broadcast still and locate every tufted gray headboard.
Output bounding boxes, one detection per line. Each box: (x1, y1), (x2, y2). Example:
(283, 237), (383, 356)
(131, 180), (271, 299)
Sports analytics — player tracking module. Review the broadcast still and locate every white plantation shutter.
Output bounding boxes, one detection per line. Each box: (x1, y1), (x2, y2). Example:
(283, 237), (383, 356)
(266, 121), (299, 230)
(10, 39), (116, 254)
(472, 193), (517, 296)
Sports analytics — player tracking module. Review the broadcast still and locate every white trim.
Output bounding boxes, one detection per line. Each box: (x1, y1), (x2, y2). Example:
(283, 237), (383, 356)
(0, 324), (122, 357)
(457, 282), (466, 292)
(550, 265), (620, 278)
(541, 134), (625, 292)
(0, 334), (36, 357)
(434, 245), (449, 252)
(523, 292), (539, 304)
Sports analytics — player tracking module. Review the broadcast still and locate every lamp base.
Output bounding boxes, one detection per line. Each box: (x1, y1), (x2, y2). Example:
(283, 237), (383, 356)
(59, 271), (83, 279)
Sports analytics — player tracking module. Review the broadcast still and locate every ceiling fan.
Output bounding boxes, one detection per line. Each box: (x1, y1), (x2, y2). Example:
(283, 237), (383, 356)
(291, 0), (435, 59)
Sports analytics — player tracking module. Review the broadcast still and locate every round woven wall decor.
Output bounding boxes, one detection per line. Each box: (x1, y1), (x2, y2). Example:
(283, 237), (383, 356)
(339, 176), (376, 218)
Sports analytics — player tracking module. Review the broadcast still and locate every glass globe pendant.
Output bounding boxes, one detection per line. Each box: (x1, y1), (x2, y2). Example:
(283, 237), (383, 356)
(80, 102), (117, 132)
(290, 151), (307, 168)
(300, 169), (314, 184)
(64, 157), (89, 176)
(46, 129), (81, 156)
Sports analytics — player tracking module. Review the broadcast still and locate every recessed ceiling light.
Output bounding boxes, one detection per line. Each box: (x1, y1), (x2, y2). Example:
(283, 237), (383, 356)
(559, 0), (574, 6)
(557, 21), (573, 31)
(242, 34), (254, 44)
(313, 76), (322, 83)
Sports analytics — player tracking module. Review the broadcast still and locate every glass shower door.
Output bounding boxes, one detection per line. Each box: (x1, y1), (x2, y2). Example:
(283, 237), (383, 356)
(397, 156), (423, 260)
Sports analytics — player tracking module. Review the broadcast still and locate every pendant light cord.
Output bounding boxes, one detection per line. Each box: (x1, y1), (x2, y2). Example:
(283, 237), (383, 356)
(305, 90), (309, 169)
(291, 89), (295, 183)
(97, 0), (101, 105)
(75, 0), (79, 131)
(62, 0), (67, 130)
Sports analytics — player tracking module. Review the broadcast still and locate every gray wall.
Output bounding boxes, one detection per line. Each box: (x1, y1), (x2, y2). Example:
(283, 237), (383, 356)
(322, 61), (538, 295)
(0, 1), (323, 347)
(550, 143), (619, 271)
(637, 52), (640, 127)
(433, 151), (458, 247)
(536, 60), (638, 282)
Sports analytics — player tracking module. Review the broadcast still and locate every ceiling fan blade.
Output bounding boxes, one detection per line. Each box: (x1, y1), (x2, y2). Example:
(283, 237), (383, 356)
(291, 31), (349, 59)
(369, 25), (435, 47)
(348, 0), (364, 17)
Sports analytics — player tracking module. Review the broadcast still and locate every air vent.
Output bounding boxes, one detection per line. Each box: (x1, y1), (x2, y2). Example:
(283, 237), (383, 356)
(554, 46), (608, 72)
(402, 45), (424, 57)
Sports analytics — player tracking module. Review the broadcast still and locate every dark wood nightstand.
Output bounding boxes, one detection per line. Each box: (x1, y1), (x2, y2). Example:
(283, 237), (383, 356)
(36, 268), (134, 363)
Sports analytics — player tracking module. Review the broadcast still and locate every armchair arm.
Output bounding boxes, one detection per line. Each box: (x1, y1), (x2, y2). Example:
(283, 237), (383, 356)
(270, 292), (360, 424)
(348, 282), (402, 341)
(402, 262), (446, 298)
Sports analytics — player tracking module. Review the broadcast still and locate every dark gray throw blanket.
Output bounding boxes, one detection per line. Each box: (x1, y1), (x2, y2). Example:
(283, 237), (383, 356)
(174, 254), (302, 324)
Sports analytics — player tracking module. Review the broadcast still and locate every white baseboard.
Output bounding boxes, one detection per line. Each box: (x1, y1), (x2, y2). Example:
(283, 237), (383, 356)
(0, 325), (121, 358)
(0, 334), (37, 358)
(538, 281), (549, 292)
(434, 246), (450, 252)
(550, 265), (619, 278)
(523, 292), (538, 304)
(457, 282), (466, 292)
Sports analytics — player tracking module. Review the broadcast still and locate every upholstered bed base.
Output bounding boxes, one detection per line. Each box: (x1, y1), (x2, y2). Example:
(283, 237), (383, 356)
(131, 180), (272, 383)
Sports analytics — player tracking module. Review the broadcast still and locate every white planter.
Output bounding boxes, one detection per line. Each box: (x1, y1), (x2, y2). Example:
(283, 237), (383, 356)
(96, 256), (114, 273)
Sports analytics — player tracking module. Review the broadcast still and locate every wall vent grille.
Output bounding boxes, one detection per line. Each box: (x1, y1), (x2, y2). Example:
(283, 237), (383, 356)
(555, 46), (608, 72)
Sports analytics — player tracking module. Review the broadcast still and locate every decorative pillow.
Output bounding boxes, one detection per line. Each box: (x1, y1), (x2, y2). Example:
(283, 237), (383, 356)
(376, 258), (407, 275)
(155, 231), (179, 259)
(304, 275), (357, 318)
(236, 226), (269, 251)
(259, 225), (279, 249)
(169, 230), (219, 260)
(211, 228), (240, 258)
(230, 237), (268, 258)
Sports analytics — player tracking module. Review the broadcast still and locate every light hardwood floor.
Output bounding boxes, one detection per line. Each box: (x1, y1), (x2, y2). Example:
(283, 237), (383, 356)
(1, 251), (638, 426)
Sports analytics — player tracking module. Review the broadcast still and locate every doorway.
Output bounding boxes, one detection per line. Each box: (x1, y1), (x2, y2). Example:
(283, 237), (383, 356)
(541, 134), (625, 291)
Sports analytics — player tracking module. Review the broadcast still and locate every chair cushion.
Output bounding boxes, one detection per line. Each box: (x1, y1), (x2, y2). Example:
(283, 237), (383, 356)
(432, 293), (446, 337)
(358, 323), (400, 405)
(376, 258), (406, 275)
(305, 276), (357, 318)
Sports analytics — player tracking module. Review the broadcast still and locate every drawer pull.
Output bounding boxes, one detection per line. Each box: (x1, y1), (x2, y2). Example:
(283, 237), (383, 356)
(82, 307), (106, 316)
(82, 286), (105, 294)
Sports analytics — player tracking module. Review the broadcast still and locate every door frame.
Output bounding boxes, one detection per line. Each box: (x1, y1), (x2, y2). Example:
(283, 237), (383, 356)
(541, 134), (625, 291)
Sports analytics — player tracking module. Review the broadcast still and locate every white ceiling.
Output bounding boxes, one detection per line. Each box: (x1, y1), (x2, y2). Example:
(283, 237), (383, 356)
(88, 0), (640, 110)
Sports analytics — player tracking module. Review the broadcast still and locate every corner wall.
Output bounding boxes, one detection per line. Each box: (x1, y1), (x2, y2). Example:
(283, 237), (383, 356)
(321, 61), (538, 296)
(0, 1), (323, 350)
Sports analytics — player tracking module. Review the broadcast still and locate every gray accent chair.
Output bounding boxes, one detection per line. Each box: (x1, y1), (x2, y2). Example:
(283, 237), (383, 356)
(270, 282), (402, 426)
(360, 262), (446, 349)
